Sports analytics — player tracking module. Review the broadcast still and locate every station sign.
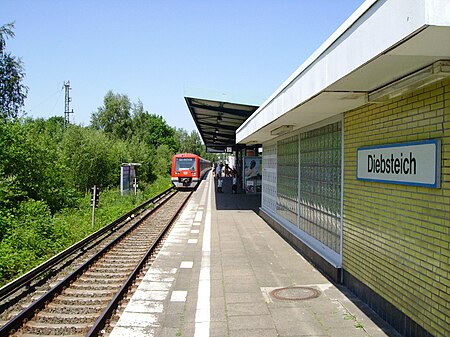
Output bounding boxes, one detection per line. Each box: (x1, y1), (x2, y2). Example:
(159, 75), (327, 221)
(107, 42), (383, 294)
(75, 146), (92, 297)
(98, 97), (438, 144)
(357, 139), (440, 188)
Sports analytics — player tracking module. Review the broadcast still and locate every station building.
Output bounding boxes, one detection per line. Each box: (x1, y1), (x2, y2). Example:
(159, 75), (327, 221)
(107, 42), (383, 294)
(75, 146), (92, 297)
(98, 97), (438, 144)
(236, 0), (449, 336)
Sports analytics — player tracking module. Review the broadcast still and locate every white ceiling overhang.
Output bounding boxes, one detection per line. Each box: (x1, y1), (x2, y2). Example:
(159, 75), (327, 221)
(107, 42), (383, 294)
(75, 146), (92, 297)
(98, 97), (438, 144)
(236, 0), (450, 144)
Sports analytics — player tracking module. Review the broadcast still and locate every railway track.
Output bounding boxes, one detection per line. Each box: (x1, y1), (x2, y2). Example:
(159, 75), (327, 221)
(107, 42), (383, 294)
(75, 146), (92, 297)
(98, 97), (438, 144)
(0, 188), (192, 337)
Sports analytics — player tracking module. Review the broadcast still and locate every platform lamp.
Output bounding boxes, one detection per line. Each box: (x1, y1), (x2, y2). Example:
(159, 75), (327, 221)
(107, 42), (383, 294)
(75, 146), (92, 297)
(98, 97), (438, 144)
(270, 125), (293, 136)
(368, 60), (450, 103)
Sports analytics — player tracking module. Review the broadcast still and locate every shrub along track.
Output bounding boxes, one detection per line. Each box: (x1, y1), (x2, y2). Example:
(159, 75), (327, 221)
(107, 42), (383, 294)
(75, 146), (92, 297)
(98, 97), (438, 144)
(0, 188), (192, 337)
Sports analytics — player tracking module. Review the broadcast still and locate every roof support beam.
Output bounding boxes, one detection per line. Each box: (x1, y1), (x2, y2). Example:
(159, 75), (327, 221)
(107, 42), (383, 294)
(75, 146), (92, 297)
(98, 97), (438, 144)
(197, 121), (241, 131)
(189, 101), (254, 117)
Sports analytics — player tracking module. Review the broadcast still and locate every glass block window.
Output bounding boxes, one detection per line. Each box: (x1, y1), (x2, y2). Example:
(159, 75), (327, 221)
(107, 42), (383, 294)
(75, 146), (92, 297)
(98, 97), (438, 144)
(277, 136), (299, 226)
(299, 122), (342, 253)
(262, 144), (277, 214)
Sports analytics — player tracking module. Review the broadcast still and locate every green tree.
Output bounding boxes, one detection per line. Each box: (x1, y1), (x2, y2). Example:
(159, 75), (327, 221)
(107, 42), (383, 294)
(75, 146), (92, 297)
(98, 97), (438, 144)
(132, 106), (177, 151)
(0, 121), (46, 205)
(153, 144), (173, 176)
(174, 127), (205, 155)
(0, 120), (76, 214)
(187, 130), (204, 155)
(173, 127), (188, 152)
(61, 125), (116, 191)
(22, 117), (77, 210)
(0, 22), (28, 121)
(123, 138), (156, 182)
(91, 91), (132, 140)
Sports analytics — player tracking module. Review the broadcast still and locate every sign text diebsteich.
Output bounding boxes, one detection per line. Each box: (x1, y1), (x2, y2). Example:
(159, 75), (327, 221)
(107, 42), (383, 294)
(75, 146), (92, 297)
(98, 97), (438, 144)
(357, 140), (440, 188)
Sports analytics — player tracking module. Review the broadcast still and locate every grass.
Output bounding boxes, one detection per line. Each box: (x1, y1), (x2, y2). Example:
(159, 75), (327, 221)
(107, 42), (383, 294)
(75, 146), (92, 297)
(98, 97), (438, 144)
(0, 176), (172, 287)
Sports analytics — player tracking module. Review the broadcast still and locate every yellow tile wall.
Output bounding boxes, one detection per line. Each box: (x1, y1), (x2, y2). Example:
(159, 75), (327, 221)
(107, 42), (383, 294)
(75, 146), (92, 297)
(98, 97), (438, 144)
(343, 78), (450, 336)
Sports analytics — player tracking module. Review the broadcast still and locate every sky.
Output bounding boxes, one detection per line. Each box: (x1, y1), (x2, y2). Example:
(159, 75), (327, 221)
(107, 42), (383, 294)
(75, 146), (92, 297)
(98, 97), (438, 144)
(2, 0), (366, 132)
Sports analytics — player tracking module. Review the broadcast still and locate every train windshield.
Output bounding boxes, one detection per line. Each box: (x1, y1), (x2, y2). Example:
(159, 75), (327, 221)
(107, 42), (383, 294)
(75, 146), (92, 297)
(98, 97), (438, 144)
(175, 158), (195, 171)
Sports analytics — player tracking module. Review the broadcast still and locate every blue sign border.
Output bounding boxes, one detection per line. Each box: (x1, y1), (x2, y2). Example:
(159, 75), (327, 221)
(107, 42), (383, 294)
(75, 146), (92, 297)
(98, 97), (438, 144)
(356, 139), (441, 188)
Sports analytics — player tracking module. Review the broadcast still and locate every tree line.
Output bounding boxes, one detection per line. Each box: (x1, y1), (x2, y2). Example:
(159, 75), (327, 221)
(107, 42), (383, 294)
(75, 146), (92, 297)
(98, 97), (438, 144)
(0, 22), (213, 285)
(0, 22), (209, 217)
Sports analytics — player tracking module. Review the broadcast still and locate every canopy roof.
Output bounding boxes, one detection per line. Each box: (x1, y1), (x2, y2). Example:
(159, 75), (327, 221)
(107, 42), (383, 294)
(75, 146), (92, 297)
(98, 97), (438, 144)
(236, 0), (450, 144)
(184, 89), (260, 152)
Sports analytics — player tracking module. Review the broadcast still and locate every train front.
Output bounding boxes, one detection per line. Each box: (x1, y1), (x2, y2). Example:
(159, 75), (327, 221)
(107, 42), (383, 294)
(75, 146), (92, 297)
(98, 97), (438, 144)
(171, 155), (198, 188)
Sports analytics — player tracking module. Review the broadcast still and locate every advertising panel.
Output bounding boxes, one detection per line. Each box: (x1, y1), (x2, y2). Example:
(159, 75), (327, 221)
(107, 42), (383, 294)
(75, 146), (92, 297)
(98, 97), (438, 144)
(121, 165), (130, 194)
(243, 156), (262, 193)
(121, 163), (140, 195)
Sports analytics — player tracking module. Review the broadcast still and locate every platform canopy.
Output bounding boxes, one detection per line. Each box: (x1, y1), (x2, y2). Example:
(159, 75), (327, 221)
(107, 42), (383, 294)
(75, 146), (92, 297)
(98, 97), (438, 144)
(236, 0), (450, 144)
(184, 88), (260, 152)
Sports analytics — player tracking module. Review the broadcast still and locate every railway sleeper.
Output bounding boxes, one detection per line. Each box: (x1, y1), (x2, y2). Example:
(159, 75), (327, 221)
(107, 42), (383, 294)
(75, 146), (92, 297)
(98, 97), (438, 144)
(33, 311), (98, 324)
(91, 260), (136, 266)
(71, 282), (122, 290)
(62, 288), (117, 297)
(110, 246), (150, 253)
(123, 236), (159, 242)
(89, 266), (135, 273)
(29, 290), (48, 301)
(52, 295), (110, 305)
(105, 251), (148, 259)
(105, 251), (148, 257)
(126, 231), (159, 237)
(46, 302), (102, 313)
(3, 309), (24, 320)
(19, 333), (82, 337)
(18, 301), (38, 310)
(77, 276), (123, 283)
(82, 270), (129, 278)
(102, 250), (145, 256)
(94, 260), (138, 266)
(21, 321), (92, 335)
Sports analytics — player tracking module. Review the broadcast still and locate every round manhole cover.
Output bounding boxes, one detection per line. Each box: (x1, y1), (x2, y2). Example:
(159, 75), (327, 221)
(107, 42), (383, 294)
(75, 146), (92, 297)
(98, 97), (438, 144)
(270, 286), (321, 301)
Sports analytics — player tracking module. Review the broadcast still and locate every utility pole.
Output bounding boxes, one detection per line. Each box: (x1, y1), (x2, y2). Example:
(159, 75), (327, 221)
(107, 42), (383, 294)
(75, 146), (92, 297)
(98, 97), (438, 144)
(63, 81), (74, 127)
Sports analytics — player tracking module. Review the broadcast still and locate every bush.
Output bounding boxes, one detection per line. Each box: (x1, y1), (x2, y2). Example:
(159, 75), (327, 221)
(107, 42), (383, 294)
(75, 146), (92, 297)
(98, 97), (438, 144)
(0, 114), (176, 287)
(0, 176), (172, 287)
(0, 200), (54, 282)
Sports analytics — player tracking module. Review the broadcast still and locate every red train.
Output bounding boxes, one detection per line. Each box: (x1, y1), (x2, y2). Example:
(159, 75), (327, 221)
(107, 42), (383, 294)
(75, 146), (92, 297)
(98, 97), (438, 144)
(171, 153), (211, 188)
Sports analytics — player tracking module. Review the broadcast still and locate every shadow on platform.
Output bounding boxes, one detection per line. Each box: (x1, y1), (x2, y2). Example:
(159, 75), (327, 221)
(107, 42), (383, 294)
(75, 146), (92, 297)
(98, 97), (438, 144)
(212, 176), (261, 212)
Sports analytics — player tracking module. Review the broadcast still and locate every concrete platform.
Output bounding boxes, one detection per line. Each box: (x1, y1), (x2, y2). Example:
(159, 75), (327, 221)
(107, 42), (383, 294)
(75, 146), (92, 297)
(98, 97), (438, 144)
(109, 174), (400, 337)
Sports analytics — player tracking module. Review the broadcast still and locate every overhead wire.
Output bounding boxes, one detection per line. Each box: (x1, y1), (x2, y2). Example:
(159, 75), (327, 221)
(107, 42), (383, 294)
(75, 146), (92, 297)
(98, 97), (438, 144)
(28, 86), (61, 112)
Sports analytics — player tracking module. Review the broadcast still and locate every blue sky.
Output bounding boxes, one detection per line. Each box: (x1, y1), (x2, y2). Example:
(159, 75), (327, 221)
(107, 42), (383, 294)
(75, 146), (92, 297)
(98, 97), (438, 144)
(2, 0), (365, 132)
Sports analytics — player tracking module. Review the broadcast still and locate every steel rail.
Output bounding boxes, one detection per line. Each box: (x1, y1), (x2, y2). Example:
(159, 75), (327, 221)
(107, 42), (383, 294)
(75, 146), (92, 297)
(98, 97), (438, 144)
(0, 186), (174, 304)
(0, 188), (178, 336)
(86, 190), (193, 337)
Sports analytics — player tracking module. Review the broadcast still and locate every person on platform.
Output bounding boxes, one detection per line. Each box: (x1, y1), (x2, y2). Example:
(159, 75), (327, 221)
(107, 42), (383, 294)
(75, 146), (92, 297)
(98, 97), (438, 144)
(217, 176), (223, 193)
(232, 173), (238, 194)
(215, 163), (222, 178)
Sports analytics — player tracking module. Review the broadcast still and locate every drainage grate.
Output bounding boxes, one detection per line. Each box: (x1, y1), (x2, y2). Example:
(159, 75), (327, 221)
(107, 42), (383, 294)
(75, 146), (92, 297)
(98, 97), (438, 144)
(270, 286), (321, 301)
